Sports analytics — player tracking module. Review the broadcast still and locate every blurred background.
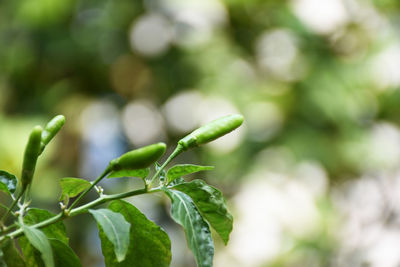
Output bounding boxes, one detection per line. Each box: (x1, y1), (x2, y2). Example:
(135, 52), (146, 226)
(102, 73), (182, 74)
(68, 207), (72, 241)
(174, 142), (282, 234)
(1, 0), (400, 266)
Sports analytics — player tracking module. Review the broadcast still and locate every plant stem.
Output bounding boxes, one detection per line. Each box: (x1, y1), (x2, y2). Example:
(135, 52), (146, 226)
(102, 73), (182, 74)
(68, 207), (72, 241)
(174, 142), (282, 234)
(1, 143), (183, 242)
(4, 187), (158, 240)
(0, 188), (25, 224)
(148, 144), (183, 188)
(0, 223), (17, 235)
(67, 168), (110, 212)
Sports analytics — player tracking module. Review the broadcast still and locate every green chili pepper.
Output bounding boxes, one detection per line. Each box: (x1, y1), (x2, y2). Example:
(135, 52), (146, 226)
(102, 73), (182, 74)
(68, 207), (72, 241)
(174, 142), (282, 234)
(108, 142), (167, 171)
(21, 126), (43, 190)
(178, 114), (244, 150)
(40, 115), (65, 153)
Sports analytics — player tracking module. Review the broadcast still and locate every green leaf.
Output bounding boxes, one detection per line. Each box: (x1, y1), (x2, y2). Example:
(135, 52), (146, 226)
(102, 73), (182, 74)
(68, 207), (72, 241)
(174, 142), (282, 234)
(0, 238), (26, 267)
(18, 238), (81, 267)
(19, 238), (81, 267)
(164, 189), (214, 267)
(107, 168), (149, 179)
(49, 239), (81, 267)
(99, 200), (171, 267)
(0, 170), (17, 196)
(89, 209), (130, 262)
(23, 208), (68, 244)
(59, 178), (91, 201)
(171, 180), (233, 245)
(18, 237), (42, 267)
(21, 225), (54, 267)
(169, 177), (185, 186)
(167, 164), (214, 184)
(19, 208), (67, 266)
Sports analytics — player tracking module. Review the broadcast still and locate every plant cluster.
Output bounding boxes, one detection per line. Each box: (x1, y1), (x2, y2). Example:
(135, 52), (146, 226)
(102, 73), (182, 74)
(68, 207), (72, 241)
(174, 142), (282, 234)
(0, 114), (243, 267)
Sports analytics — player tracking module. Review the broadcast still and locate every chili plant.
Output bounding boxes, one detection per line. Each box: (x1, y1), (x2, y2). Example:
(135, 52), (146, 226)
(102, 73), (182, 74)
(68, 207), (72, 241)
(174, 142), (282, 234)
(0, 114), (244, 267)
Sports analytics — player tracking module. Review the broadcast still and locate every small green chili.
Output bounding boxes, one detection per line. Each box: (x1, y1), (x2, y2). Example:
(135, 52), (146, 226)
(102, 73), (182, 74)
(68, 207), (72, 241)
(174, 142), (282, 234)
(178, 114), (244, 150)
(40, 115), (65, 153)
(108, 142), (167, 171)
(21, 126), (43, 190)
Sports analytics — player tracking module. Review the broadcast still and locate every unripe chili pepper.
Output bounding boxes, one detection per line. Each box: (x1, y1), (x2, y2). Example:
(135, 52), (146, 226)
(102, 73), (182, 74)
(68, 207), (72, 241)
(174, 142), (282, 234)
(178, 114), (244, 150)
(40, 115), (65, 153)
(21, 126), (43, 190)
(108, 142), (167, 171)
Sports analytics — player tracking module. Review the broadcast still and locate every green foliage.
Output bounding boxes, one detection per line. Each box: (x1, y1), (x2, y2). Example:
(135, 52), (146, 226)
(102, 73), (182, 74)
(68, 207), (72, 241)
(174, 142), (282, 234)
(18, 237), (42, 267)
(89, 209), (130, 262)
(0, 171), (17, 196)
(18, 238), (81, 267)
(99, 200), (171, 267)
(171, 180), (233, 245)
(21, 226), (54, 267)
(18, 209), (71, 267)
(0, 114), (242, 266)
(167, 165), (214, 184)
(2, 0), (400, 265)
(164, 189), (214, 267)
(0, 239), (25, 267)
(59, 178), (91, 202)
(48, 239), (81, 267)
(22, 209), (68, 244)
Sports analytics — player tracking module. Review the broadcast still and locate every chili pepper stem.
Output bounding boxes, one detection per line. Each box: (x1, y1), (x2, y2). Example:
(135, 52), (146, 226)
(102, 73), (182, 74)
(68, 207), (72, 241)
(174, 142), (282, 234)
(66, 168), (111, 212)
(0, 188), (25, 224)
(5, 187), (159, 240)
(0, 222), (17, 236)
(21, 185), (32, 207)
(148, 144), (184, 189)
(17, 202), (26, 226)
